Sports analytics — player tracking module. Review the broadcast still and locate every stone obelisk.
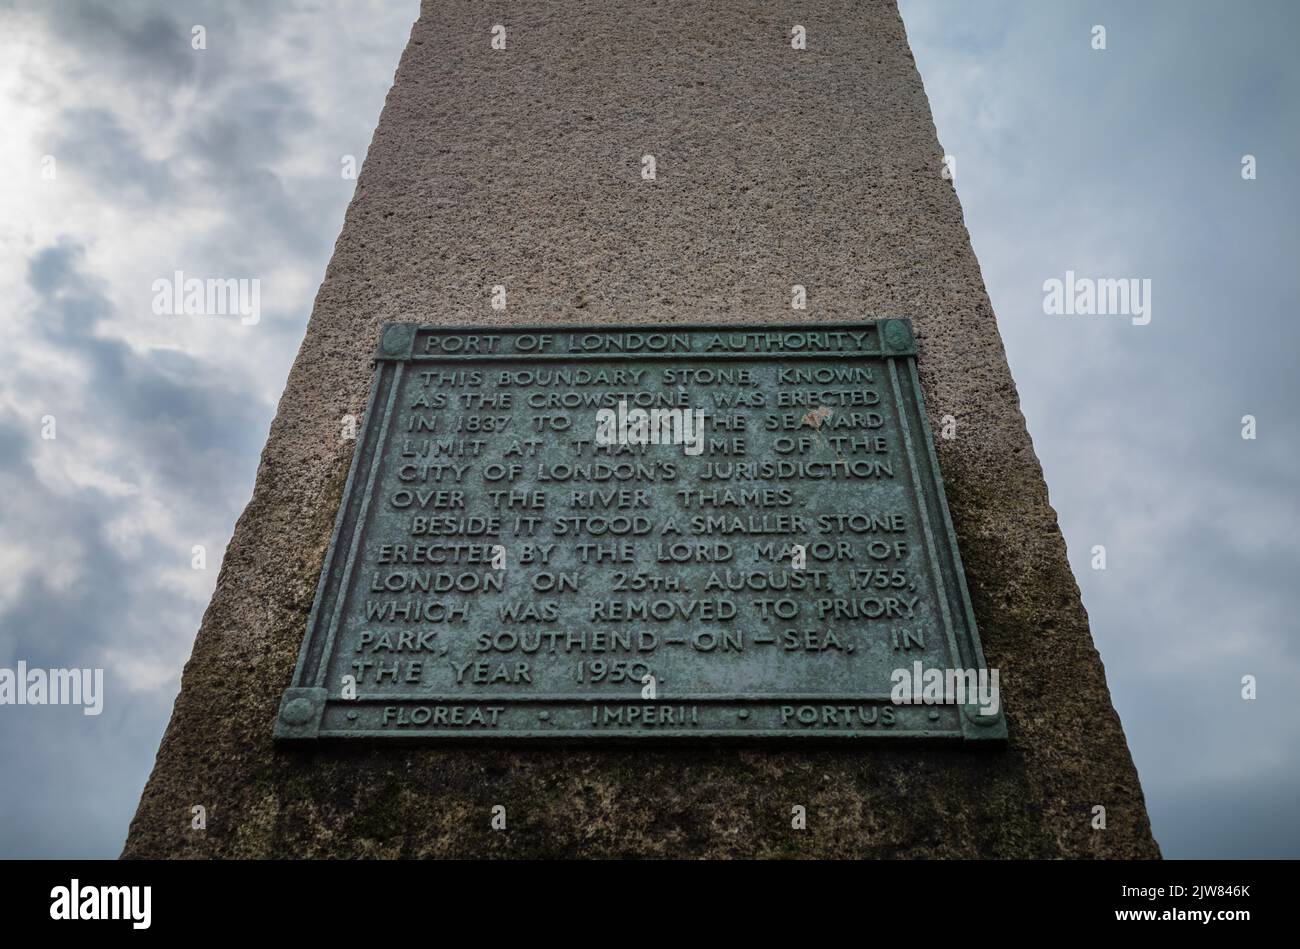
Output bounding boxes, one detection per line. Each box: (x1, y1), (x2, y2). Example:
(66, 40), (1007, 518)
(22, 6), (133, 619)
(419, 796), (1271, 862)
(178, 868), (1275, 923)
(124, 0), (1158, 858)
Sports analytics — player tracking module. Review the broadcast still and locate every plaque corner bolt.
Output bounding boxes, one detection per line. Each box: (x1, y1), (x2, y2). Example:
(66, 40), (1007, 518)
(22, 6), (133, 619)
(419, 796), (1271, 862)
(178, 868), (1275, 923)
(881, 318), (915, 355)
(273, 686), (328, 742)
(960, 702), (1008, 745)
(377, 323), (416, 361)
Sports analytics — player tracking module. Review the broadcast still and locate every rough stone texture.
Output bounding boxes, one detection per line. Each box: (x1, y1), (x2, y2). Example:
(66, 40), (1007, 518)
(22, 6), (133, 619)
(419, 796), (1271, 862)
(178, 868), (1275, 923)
(123, 0), (1158, 858)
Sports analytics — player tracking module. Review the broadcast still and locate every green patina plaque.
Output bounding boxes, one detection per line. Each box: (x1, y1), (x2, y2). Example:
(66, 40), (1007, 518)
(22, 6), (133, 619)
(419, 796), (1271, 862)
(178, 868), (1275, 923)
(275, 321), (1004, 743)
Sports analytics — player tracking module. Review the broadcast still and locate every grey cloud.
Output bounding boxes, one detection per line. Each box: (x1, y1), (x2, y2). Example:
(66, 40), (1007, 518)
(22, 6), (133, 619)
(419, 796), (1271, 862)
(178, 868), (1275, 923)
(51, 108), (175, 203)
(0, 1), (415, 858)
(0, 241), (270, 858)
(0, 419), (28, 475)
(37, 2), (198, 86)
(901, 0), (1300, 857)
(26, 240), (267, 492)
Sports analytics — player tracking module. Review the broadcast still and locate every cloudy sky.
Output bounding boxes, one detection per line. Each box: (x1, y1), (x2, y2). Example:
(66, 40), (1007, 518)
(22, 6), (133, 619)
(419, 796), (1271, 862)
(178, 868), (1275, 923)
(1, 1), (1296, 858)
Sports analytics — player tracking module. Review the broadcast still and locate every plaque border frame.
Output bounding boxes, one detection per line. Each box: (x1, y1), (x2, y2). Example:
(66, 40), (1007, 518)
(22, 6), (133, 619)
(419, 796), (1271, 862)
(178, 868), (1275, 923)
(275, 320), (1006, 746)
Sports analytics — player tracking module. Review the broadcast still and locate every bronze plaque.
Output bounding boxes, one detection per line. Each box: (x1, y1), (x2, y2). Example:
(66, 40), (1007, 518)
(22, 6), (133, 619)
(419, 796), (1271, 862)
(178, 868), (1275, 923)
(275, 321), (1003, 743)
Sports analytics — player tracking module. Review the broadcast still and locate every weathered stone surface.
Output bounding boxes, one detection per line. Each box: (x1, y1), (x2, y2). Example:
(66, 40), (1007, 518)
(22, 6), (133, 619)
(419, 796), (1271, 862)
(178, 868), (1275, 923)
(123, 0), (1158, 858)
